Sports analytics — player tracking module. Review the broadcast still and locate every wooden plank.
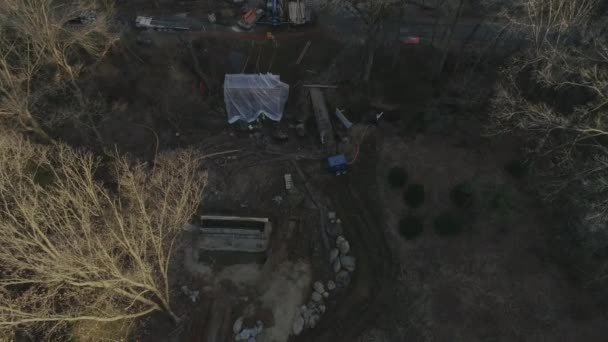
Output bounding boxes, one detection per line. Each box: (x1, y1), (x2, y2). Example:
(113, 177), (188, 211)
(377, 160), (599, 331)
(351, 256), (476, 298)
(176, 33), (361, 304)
(303, 84), (338, 88)
(295, 40), (311, 64)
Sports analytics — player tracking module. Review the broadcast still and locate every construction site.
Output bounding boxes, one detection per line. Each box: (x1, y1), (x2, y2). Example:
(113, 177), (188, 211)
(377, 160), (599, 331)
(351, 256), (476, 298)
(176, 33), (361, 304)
(2, 0), (608, 341)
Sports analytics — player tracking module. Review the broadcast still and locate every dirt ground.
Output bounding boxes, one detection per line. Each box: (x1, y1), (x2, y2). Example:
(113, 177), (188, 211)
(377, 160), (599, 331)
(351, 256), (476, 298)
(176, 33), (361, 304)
(357, 120), (608, 341)
(52, 4), (608, 340)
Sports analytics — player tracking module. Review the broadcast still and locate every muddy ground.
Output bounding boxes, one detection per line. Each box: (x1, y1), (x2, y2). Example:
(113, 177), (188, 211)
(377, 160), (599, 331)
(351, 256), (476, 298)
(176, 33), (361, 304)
(59, 5), (608, 341)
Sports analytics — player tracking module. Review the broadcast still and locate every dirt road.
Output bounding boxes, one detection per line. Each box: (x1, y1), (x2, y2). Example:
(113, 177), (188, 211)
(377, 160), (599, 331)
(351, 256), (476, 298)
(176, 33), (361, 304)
(302, 129), (396, 342)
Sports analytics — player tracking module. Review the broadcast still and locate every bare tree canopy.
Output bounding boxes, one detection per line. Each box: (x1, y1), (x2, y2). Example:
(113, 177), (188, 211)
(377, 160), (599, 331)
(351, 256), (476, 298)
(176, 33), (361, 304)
(0, 132), (206, 338)
(487, 0), (608, 244)
(0, 0), (118, 138)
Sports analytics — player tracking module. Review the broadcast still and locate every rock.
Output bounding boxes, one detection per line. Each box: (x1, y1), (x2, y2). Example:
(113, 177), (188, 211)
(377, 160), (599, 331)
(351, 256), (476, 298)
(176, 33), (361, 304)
(340, 255), (356, 272)
(233, 316), (244, 334)
(255, 320), (263, 334)
(328, 211), (336, 222)
(329, 249), (339, 263)
(332, 258), (341, 273)
(300, 305), (307, 313)
(327, 280), (336, 291)
(237, 327), (261, 341)
(295, 122), (306, 137)
(311, 291), (323, 302)
(336, 270), (351, 287)
(336, 235), (346, 246)
(326, 222), (343, 237)
(301, 308), (311, 320)
(313, 281), (325, 294)
(235, 329), (250, 341)
(323, 291), (329, 298)
(319, 304), (326, 313)
(292, 315), (305, 335)
(308, 314), (320, 328)
(338, 240), (350, 255)
(180, 285), (199, 302)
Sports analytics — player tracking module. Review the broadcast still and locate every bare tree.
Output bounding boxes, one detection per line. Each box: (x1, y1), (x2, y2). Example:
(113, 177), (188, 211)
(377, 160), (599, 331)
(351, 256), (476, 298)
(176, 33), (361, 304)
(326, 0), (403, 81)
(487, 0), (608, 244)
(0, 132), (206, 337)
(0, 34), (50, 140)
(0, 0), (117, 82)
(0, 0), (118, 139)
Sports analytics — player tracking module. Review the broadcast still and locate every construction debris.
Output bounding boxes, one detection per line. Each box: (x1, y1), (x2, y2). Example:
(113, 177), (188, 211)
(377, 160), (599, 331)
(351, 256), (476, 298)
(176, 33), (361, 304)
(335, 108), (353, 129)
(224, 74), (289, 124)
(303, 84), (338, 89)
(288, 1), (307, 25)
(284, 174), (294, 193)
(327, 280), (336, 291)
(234, 320), (263, 341)
(309, 88), (336, 150)
(181, 285), (200, 303)
(295, 41), (312, 65)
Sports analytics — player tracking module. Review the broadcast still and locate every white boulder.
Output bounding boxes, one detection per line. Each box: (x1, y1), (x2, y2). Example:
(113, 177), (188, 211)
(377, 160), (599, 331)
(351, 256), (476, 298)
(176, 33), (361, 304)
(336, 270), (351, 287)
(233, 316), (244, 334)
(338, 240), (350, 255)
(292, 315), (304, 335)
(332, 258), (341, 273)
(313, 281), (325, 294)
(340, 255), (356, 272)
(329, 248), (339, 263)
(336, 235), (346, 246)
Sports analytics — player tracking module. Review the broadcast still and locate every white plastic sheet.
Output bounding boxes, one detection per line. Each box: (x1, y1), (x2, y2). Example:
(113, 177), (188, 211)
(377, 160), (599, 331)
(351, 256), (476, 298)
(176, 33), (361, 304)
(223, 73), (289, 124)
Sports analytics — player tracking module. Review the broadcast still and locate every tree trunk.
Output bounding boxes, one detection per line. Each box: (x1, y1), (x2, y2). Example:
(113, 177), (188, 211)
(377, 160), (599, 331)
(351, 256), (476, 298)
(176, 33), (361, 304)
(391, 4), (405, 70)
(363, 24), (380, 82)
(434, 0), (464, 80)
(19, 111), (51, 142)
(363, 44), (375, 82)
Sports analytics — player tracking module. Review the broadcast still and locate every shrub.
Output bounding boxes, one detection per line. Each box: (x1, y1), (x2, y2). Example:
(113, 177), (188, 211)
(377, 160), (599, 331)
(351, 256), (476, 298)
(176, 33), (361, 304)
(434, 211), (465, 236)
(450, 181), (475, 208)
(388, 167), (408, 188)
(504, 159), (528, 179)
(403, 183), (425, 208)
(399, 215), (424, 240)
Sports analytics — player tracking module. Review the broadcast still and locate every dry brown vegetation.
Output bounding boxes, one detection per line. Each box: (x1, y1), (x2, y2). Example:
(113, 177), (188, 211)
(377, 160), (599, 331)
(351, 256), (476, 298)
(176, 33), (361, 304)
(0, 132), (206, 339)
(0, 0), (117, 139)
(487, 0), (608, 246)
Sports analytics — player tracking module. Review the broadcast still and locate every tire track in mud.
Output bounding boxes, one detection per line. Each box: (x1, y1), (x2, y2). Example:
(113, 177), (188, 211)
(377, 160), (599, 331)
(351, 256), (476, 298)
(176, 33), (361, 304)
(302, 131), (397, 342)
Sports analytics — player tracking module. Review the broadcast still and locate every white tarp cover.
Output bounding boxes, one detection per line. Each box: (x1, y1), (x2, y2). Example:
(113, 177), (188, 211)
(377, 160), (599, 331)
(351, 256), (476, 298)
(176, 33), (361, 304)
(224, 73), (289, 124)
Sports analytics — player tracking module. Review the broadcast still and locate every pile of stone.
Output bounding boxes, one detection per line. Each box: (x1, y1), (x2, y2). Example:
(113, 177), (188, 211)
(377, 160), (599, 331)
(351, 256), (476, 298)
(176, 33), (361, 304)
(330, 235), (356, 287)
(326, 212), (343, 237)
(292, 280), (336, 336)
(233, 317), (263, 341)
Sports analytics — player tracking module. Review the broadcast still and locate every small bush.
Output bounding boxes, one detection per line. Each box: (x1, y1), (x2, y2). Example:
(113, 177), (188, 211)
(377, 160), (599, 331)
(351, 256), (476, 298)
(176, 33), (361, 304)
(388, 167), (408, 188)
(504, 159), (528, 179)
(434, 211), (465, 236)
(399, 215), (424, 240)
(403, 183), (425, 208)
(450, 181), (475, 208)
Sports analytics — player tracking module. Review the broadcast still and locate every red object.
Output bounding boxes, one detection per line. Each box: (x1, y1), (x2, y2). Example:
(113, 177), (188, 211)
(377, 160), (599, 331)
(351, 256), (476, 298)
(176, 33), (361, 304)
(401, 36), (421, 45)
(242, 9), (257, 24)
